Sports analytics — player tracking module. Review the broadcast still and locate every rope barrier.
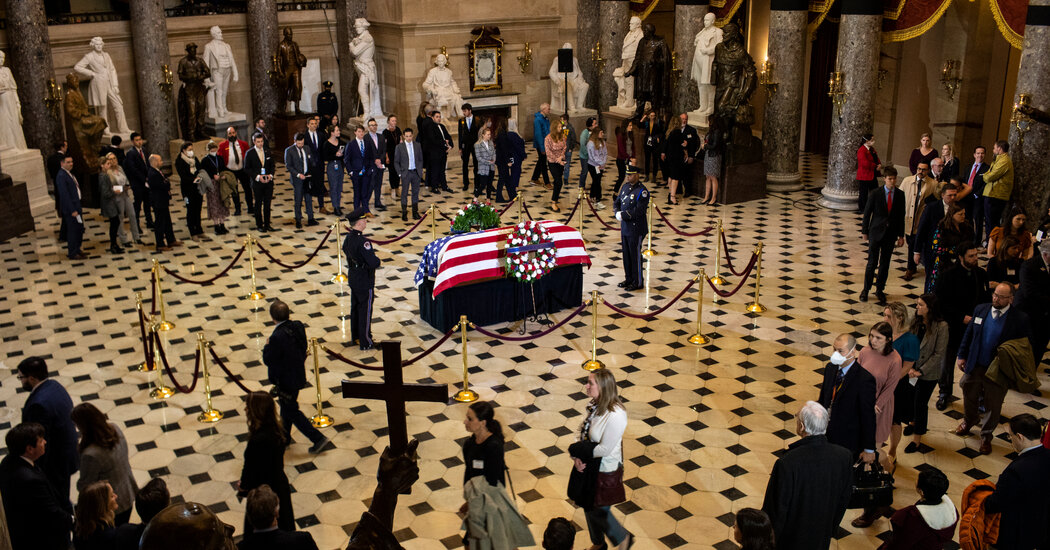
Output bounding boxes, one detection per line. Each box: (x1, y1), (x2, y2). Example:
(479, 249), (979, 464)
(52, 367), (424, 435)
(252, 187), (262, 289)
(152, 331), (200, 393)
(207, 347), (253, 393)
(469, 302), (588, 342)
(437, 209), (453, 222)
(370, 211), (430, 245)
(496, 197), (517, 217)
(600, 278), (697, 319)
(323, 345), (385, 370)
(138, 306), (151, 369)
(653, 206), (714, 237)
(561, 197), (581, 226)
(255, 228), (332, 269)
(704, 252), (760, 297)
(720, 229), (756, 277)
(400, 327), (459, 367)
(585, 198), (621, 231)
(520, 199), (537, 221)
(161, 243), (248, 285)
(150, 275), (157, 315)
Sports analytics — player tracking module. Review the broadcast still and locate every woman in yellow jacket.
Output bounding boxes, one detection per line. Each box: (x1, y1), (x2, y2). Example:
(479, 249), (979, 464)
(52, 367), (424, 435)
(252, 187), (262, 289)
(981, 139), (1013, 245)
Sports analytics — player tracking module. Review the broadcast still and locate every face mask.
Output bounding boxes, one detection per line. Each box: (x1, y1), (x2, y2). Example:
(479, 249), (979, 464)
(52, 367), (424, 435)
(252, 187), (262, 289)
(185, 151), (194, 157)
(830, 350), (849, 366)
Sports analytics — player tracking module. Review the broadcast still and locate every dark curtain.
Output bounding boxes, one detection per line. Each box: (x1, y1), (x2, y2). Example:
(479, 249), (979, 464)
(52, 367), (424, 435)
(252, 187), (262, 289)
(803, 19), (838, 154)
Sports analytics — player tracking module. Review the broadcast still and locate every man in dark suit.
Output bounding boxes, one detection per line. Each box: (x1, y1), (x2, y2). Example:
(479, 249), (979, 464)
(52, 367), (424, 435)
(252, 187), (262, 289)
(424, 110), (453, 193)
(934, 242), (990, 410)
(959, 145), (990, 241)
(113, 477), (170, 550)
(47, 141), (70, 242)
(365, 118), (387, 211)
(762, 402), (853, 550)
(954, 282), (1031, 454)
(100, 134), (126, 166)
(913, 181), (959, 287)
(16, 357), (78, 509)
(394, 127), (424, 221)
(458, 103), (479, 191)
(263, 299), (332, 454)
(245, 133), (276, 232)
(148, 154), (180, 251)
(1015, 239), (1050, 369)
(303, 116), (328, 215)
(817, 333), (877, 462)
(860, 166), (906, 304)
(239, 485), (319, 550)
(54, 155), (87, 260)
(983, 414), (1050, 548)
(0, 422), (73, 550)
(284, 132), (317, 229)
(345, 125), (374, 215)
(123, 132), (153, 230)
(495, 120), (528, 203)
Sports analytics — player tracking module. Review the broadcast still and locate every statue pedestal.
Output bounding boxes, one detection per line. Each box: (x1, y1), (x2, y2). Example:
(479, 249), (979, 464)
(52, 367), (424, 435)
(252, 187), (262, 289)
(0, 148), (50, 218)
(686, 110), (711, 129)
(720, 160), (767, 204)
(204, 112), (249, 142)
(0, 172), (35, 241)
(273, 113), (313, 152)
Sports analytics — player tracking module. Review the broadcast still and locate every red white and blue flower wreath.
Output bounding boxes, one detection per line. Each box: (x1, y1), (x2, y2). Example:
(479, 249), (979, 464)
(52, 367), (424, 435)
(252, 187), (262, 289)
(505, 221), (558, 283)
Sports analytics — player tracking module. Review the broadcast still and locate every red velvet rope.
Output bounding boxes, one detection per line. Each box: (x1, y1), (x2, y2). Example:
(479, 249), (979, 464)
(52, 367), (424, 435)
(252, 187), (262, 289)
(161, 243), (248, 285)
(599, 278), (697, 319)
(585, 198), (621, 231)
(323, 345), (385, 370)
(152, 331), (200, 393)
(520, 200), (537, 221)
(138, 306), (151, 370)
(497, 197), (517, 217)
(561, 197), (581, 226)
(720, 229), (755, 277)
(150, 275), (157, 315)
(705, 252), (760, 297)
(438, 209), (453, 222)
(208, 347), (252, 393)
(653, 206), (714, 237)
(370, 212), (430, 245)
(469, 302), (588, 342)
(400, 327), (460, 367)
(255, 228), (332, 269)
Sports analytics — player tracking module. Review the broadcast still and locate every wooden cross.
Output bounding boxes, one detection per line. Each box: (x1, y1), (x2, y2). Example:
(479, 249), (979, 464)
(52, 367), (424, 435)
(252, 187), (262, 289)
(341, 341), (448, 453)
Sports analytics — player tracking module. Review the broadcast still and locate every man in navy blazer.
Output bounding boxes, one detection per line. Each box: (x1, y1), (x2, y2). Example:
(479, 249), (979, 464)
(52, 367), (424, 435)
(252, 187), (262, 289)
(959, 145), (991, 241)
(238, 485), (319, 550)
(817, 333), (877, 463)
(17, 357), (78, 507)
(983, 414), (1050, 549)
(0, 423), (73, 550)
(345, 125), (374, 215)
(123, 132), (153, 229)
(860, 166), (906, 304)
(284, 132), (317, 229)
(954, 282), (1031, 454)
(54, 155), (87, 260)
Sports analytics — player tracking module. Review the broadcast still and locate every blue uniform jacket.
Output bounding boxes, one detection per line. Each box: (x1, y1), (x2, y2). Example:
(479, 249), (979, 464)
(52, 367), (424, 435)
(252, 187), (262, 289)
(614, 181), (649, 237)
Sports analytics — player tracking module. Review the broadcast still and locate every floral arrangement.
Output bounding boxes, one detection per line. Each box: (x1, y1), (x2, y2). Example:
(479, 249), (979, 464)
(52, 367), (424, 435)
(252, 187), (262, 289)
(450, 198), (501, 233)
(505, 220), (558, 283)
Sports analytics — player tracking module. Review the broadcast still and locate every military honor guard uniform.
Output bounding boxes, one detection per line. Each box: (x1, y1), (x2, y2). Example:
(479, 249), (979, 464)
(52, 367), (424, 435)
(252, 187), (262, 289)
(342, 208), (382, 350)
(613, 165), (649, 291)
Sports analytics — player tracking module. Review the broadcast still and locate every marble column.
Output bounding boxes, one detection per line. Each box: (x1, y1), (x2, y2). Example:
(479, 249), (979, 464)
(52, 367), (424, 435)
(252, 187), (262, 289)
(128, 0), (175, 161)
(247, 0), (280, 131)
(598, 0), (629, 113)
(763, 0), (808, 191)
(5, 0), (62, 151)
(577, 0), (600, 110)
(1009, 0), (1050, 225)
(819, 0), (881, 210)
(334, 0), (367, 119)
(672, 0), (709, 115)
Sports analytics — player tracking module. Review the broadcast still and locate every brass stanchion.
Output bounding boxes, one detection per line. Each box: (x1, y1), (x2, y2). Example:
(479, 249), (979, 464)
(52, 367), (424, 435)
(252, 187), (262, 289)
(454, 315), (479, 402)
(244, 235), (264, 301)
(710, 220), (728, 286)
(196, 333), (223, 423)
(331, 222), (347, 284)
(136, 293), (155, 372)
(148, 320), (174, 399)
(688, 268), (711, 345)
(152, 258), (176, 331)
(642, 199), (657, 258)
(517, 190), (525, 223)
(309, 338), (334, 427)
(577, 187), (588, 244)
(746, 242), (767, 314)
(430, 204), (437, 241)
(581, 290), (605, 371)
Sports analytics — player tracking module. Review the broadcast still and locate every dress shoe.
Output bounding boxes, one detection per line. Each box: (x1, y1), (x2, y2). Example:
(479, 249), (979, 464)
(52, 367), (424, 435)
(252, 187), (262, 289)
(543, 183), (554, 190)
(850, 510), (879, 528)
(402, 210), (408, 221)
(953, 422), (972, 436)
(875, 291), (888, 304)
(295, 221), (302, 229)
(256, 226), (267, 233)
(903, 442), (920, 454)
(375, 204), (387, 211)
(122, 242), (135, 248)
(360, 343), (375, 351)
(902, 269), (916, 281)
(859, 291), (869, 302)
(170, 240), (184, 247)
(617, 281), (628, 288)
(308, 437), (334, 454)
(136, 239), (148, 245)
(624, 284), (641, 291)
(413, 206), (421, 219)
(306, 219), (319, 226)
(935, 396), (948, 411)
(978, 438), (993, 455)
(109, 246), (124, 254)
(265, 225), (276, 232)
(319, 205), (329, 214)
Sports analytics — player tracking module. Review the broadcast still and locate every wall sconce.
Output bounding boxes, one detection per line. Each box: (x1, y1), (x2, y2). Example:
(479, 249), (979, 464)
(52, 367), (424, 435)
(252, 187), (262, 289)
(828, 71), (847, 118)
(670, 50), (682, 88)
(517, 42), (532, 73)
(159, 64), (174, 102)
(1011, 92), (1033, 146)
(43, 77), (63, 114)
(940, 59), (962, 100)
(591, 41), (606, 75)
(758, 58), (777, 95)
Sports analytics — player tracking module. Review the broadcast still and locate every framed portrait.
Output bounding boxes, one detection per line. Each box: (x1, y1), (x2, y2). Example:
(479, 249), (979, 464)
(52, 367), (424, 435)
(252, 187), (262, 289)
(469, 26), (503, 91)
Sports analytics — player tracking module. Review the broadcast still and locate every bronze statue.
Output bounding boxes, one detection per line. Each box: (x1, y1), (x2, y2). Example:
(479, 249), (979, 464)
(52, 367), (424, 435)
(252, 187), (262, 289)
(625, 23), (671, 120)
(712, 22), (761, 163)
(140, 502), (237, 550)
(177, 42), (211, 141)
(276, 27), (307, 115)
(346, 439), (421, 549)
(63, 72), (107, 173)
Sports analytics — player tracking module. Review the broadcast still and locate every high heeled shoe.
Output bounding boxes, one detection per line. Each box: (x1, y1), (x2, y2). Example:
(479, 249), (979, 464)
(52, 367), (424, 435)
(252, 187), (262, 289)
(551, 202), (561, 212)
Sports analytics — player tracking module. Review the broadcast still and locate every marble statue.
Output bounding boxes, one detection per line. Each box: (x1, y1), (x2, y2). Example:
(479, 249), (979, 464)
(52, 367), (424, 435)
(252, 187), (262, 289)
(613, 16), (644, 113)
(691, 13), (723, 117)
(626, 23), (672, 119)
(345, 439), (421, 549)
(276, 27), (307, 115)
(349, 18), (384, 123)
(140, 502), (236, 550)
(0, 51), (27, 151)
(73, 37), (131, 135)
(64, 73), (107, 172)
(177, 43), (211, 141)
(548, 43), (590, 114)
(202, 26), (239, 118)
(422, 54), (464, 122)
(713, 22), (760, 163)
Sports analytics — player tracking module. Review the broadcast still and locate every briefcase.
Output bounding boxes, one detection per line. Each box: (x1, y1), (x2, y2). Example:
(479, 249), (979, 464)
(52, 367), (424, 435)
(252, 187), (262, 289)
(847, 459), (894, 509)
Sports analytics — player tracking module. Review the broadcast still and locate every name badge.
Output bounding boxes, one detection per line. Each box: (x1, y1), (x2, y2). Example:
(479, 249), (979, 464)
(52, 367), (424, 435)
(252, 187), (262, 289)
(1007, 269), (1016, 276)
(472, 460), (484, 469)
(974, 317), (983, 325)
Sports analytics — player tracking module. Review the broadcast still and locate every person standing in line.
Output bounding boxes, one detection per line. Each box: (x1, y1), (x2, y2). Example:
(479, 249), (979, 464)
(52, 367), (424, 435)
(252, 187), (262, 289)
(72, 481), (119, 550)
(200, 141), (230, 235)
(856, 133), (881, 214)
(495, 119), (527, 203)
(345, 125), (374, 214)
(123, 133), (153, 230)
(303, 115), (329, 215)
(100, 152), (141, 247)
(18, 357), (79, 507)
(981, 139), (1014, 242)
(245, 133), (276, 232)
(860, 167), (906, 304)
(924, 204), (974, 293)
(174, 141), (205, 241)
(395, 127), (424, 221)
(982, 413), (1050, 549)
(49, 141), (71, 241)
(877, 468), (957, 549)
(699, 118), (723, 206)
(900, 294), (948, 453)
(239, 485), (319, 550)
(986, 207), (1033, 259)
(544, 125), (568, 212)
(365, 118), (387, 211)
(458, 103), (479, 191)
(578, 116), (596, 191)
(732, 509), (776, 550)
(261, 300), (333, 455)
(383, 115), (403, 203)
(112, 478), (169, 550)
(1014, 239), (1050, 370)
(586, 128), (609, 209)
(99, 154), (128, 254)
(284, 133), (317, 229)
(238, 392), (296, 535)
(913, 181), (960, 285)
(662, 113), (699, 206)
(343, 208), (382, 351)
(424, 111), (453, 193)
(148, 154), (180, 251)
(613, 166), (649, 291)
(474, 127), (497, 199)
(908, 133), (937, 174)
(70, 403), (137, 526)
(939, 143), (959, 182)
(560, 114), (577, 189)
(957, 146), (989, 241)
(614, 121), (635, 196)
(817, 334), (877, 464)
(530, 103), (552, 189)
(640, 110), (663, 184)
(882, 303), (919, 463)
(0, 422), (73, 550)
(321, 124), (346, 217)
(933, 243), (989, 410)
(218, 127), (251, 216)
(55, 155), (88, 260)
(900, 163), (938, 282)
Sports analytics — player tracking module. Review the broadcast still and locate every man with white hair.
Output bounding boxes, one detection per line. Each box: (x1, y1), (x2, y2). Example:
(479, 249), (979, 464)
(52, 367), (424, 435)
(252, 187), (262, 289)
(74, 37), (131, 134)
(761, 401), (854, 549)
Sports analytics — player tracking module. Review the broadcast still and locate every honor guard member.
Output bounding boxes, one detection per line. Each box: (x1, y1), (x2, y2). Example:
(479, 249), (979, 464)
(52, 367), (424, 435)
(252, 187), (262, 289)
(343, 208), (381, 351)
(317, 80), (338, 121)
(613, 165), (649, 291)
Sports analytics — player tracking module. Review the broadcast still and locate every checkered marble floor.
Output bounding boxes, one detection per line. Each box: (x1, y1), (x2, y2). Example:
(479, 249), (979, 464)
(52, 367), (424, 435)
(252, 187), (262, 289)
(1, 151), (1047, 549)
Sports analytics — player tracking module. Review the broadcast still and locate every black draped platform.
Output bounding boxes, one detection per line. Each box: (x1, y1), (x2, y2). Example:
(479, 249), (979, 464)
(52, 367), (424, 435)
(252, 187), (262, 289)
(418, 265), (584, 332)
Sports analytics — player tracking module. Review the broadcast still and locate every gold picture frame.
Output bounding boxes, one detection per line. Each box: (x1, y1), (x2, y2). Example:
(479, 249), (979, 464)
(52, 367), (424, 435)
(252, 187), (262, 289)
(469, 26), (503, 91)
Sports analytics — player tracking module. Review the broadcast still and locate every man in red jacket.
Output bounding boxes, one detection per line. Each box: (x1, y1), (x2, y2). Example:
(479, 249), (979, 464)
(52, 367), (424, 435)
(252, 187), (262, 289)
(217, 127), (251, 216)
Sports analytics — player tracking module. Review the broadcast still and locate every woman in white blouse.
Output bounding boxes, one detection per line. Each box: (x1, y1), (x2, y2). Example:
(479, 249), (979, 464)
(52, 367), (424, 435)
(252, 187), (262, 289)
(575, 368), (633, 550)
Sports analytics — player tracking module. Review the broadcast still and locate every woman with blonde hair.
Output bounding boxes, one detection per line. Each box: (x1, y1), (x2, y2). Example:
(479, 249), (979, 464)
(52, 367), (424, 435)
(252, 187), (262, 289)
(73, 481), (119, 550)
(939, 143), (958, 182)
(909, 133), (937, 175)
(545, 125), (568, 212)
(238, 391), (294, 535)
(99, 153), (140, 251)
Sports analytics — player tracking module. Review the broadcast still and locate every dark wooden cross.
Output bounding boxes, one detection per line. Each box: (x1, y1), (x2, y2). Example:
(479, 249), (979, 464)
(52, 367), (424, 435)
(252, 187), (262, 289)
(341, 341), (448, 454)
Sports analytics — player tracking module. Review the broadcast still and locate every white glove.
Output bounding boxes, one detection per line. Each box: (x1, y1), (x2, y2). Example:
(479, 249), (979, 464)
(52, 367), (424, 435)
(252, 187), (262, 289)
(615, 211), (622, 221)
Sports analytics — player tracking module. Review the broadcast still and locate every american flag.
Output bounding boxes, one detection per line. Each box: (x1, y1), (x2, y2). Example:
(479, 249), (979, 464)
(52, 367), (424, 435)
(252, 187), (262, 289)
(414, 221), (591, 297)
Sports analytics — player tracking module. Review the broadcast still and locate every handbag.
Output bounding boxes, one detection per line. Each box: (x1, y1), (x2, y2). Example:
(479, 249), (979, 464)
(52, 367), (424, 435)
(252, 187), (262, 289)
(594, 464), (626, 507)
(847, 458), (895, 509)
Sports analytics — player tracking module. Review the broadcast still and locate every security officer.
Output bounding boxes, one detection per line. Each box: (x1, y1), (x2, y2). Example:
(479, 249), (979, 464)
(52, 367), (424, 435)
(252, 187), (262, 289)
(317, 80), (339, 121)
(613, 165), (649, 291)
(343, 207), (381, 350)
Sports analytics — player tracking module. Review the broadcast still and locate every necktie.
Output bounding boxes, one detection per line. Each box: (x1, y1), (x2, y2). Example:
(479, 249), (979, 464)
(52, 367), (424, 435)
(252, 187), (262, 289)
(139, 149), (145, 163)
(992, 309), (1001, 320)
(886, 189), (893, 212)
(232, 141), (240, 163)
(835, 367), (845, 386)
(968, 164), (978, 186)
(299, 148), (306, 174)
(359, 140), (364, 156)
(69, 171), (81, 199)
(408, 143), (415, 170)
